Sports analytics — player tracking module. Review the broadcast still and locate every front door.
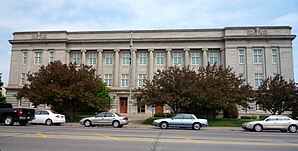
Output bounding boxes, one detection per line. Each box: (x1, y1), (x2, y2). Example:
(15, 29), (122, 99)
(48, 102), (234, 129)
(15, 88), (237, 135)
(155, 106), (164, 113)
(120, 97), (127, 113)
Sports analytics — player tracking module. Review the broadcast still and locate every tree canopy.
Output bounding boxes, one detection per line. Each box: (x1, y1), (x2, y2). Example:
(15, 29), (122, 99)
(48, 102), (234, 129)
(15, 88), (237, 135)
(255, 74), (298, 115)
(134, 64), (253, 117)
(0, 73), (5, 103)
(17, 61), (111, 116)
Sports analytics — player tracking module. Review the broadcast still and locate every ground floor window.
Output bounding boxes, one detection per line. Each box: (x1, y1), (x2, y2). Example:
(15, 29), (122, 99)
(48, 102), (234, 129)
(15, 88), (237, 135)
(138, 105), (145, 113)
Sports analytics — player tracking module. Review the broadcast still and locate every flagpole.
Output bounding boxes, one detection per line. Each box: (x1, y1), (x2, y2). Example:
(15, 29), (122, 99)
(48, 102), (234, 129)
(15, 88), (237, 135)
(129, 32), (133, 119)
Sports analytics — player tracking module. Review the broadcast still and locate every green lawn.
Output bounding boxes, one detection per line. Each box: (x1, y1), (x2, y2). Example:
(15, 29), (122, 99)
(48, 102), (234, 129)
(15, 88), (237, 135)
(143, 117), (253, 127)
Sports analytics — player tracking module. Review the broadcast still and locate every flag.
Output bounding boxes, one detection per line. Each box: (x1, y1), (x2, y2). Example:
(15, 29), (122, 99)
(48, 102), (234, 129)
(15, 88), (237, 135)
(129, 32), (134, 65)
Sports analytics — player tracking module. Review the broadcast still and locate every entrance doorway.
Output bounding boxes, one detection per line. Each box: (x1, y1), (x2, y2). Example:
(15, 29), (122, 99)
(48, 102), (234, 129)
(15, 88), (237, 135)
(119, 97), (128, 113)
(155, 106), (164, 113)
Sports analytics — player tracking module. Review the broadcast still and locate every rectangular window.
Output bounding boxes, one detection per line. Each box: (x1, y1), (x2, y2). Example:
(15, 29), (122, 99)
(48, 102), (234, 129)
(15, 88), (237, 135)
(138, 74), (146, 87)
(22, 51), (28, 65)
(239, 49), (244, 64)
(209, 52), (219, 64)
(121, 74), (129, 87)
(156, 52), (165, 65)
(105, 53), (113, 65)
(72, 53), (81, 65)
(173, 52), (182, 65)
(34, 51), (42, 65)
(104, 74), (112, 86)
(49, 51), (54, 63)
(253, 49), (263, 64)
(122, 53), (130, 65)
(272, 49), (277, 64)
(88, 53), (97, 66)
(191, 52), (200, 65)
(21, 73), (26, 85)
(139, 53), (147, 65)
(254, 73), (263, 87)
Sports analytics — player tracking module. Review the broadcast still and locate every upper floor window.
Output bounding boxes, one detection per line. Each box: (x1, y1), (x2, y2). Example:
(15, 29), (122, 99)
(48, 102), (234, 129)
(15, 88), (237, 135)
(209, 51), (219, 65)
(72, 53), (81, 65)
(139, 52), (147, 65)
(21, 73), (26, 85)
(239, 49), (244, 64)
(121, 74), (129, 87)
(173, 52), (182, 65)
(254, 73), (263, 87)
(22, 51), (28, 65)
(105, 53), (113, 65)
(156, 52), (165, 65)
(34, 51), (42, 65)
(272, 48), (277, 64)
(49, 50), (55, 63)
(104, 74), (112, 86)
(191, 52), (200, 65)
(88, 52), (97, 66)
(253, 49), (263, 64)
(138, 74), (146, 87)
(122, 53), (130, 65)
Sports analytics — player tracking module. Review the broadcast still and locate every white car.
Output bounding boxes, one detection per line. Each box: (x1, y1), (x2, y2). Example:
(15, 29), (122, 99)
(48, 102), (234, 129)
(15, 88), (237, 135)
(79, 112), (128, 128)
(242, 115), (298, 133)
(30, 110), (66, 126)
(152, 113), (208, 130)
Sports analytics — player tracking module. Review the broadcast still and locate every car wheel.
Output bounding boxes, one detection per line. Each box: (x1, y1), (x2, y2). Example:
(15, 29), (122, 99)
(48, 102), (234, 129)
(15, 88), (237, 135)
(4, 116), (14, 126)
(19, 121), (28, 126)
(160, 122), (168, 129)
(45, 119), (53, 126)
(288, 125), (297, 133)
(253, 124), (263, 132)
(192, 123), (202, 130)
(84, 120), (92, 127)
(112, 121), (120, 128)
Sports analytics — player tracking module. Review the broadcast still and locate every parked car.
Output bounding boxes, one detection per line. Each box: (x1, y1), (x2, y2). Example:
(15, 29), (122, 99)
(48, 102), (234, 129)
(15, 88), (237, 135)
(80, 112), (128, 128)
(242, 115), (298, 133)
(0, 102), (35, 126)
(152, 113), (208, 130)
(29, 110), (66, 126)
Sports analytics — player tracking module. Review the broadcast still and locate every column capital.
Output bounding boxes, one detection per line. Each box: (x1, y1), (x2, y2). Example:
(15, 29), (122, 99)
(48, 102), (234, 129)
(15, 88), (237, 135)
(97, 49), (103, 52)
(219, 48), (225, 52)
(81, 49), (86, 53)
(65, 49), (70, 53)
(166, 48), (172, 52)
(148, 48), (154, 52)
(202, 48), (208, 52)
(114, 49), (120, 52)
(184, 48), (190, 52)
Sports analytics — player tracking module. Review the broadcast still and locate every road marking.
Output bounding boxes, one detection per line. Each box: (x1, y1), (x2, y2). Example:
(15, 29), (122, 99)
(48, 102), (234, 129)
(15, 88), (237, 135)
(175, 135), (203, 143)
(96, 134), (120, 140)
(36, 132), (47, 138)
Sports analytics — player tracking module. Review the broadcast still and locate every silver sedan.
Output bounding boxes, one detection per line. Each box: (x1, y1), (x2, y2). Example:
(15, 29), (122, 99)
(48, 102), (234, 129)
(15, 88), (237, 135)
(80, 112), (128, 128)
(242, 115), (298, 133)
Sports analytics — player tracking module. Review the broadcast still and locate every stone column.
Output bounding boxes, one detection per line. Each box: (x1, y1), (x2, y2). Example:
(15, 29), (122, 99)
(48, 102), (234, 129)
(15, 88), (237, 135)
(148, 49), (154, 81)
(166, 48), (172, 68)
(81, 49), (86, 65)
(97, 49), (103, 77)
(132, 49), (137, 87)
(114, 49), (120, 87)
(220, 48), (225, 67)
(203, 48), (208, 66)
(184, 48), (190, 66)
(65, 49), (70, 64)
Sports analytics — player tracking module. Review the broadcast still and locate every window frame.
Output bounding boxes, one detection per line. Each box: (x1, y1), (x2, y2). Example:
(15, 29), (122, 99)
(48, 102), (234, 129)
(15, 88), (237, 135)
(121, 74), (129, 87)
(105, 53), (113, 65)
(34, 51), (43, 65)
(191, 51), (200, 65)
(104, 74), (113, 86)
(122, 52), (130, 65)
(253, 49), (263, 64)
(138, 74), (146, 87)
(272, 48), (277, 64)
(254, 73), (263, 87)
(22, 51), (28, 65)
(173, 52), (182, 65)
(72, 53), (81, 65)
(239, 49), (244, 64)
(139, 52), (147, 65)
(209, 51), (219, 65)
(155, 52), (165, 65)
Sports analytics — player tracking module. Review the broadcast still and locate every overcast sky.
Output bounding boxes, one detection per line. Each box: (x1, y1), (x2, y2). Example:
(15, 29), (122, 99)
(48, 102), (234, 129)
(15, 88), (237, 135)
(0, 0), (297, 85)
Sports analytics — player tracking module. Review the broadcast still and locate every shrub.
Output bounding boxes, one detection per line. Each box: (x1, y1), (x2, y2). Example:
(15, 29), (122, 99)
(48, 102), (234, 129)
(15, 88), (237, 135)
(241, 116), (252, 119)
(164, 113), (173, 118)
(251, 114), (258, 119)
(223, 103), (239, 118)
(154, 113), (165, 117)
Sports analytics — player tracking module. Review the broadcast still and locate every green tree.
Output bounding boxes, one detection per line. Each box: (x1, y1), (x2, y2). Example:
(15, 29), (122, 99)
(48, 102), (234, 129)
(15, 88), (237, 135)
(0, 73), (6, 103)
(255, 74), (297, 115)
(17, 61), (110, 118)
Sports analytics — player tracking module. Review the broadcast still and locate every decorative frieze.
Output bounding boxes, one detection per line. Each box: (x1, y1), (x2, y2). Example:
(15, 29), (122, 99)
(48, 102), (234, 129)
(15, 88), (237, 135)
(247, 28), (267, 36)
(32, 32), (47, 39)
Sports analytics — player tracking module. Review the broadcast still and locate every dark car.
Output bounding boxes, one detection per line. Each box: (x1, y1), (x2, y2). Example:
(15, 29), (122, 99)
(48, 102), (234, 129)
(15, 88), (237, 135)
(0, 103), (35, 126)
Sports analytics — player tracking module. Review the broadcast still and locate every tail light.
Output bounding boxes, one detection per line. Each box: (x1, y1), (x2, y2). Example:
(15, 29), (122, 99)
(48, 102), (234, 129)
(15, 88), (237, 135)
(18, 110), (23, 116)
(123, 117), (128, 120)
(55, 115), (60, 118)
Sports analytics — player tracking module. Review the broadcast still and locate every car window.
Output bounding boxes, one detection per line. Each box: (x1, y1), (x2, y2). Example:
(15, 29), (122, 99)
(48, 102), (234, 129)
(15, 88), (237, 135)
(96, 112), (106, 117)
(173, 114), (183, 119)
(105, 113), (115, 117)
(35, 111), (41, 115)
(183, 114), (194, 119)
(40, 111), (49, 115)
(266, 118), (277, 121)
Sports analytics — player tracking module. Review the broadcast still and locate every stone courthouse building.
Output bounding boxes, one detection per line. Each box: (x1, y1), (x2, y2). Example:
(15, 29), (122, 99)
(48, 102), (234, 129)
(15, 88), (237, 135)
(7, 26), (296, 115)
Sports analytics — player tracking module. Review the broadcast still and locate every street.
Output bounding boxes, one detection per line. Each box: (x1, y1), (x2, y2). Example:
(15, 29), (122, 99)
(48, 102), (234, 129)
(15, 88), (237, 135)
(0, 125), (297, 151)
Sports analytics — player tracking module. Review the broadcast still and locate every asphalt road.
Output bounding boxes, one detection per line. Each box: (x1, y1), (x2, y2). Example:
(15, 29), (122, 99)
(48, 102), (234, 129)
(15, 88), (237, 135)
(0, 125), (297, 151)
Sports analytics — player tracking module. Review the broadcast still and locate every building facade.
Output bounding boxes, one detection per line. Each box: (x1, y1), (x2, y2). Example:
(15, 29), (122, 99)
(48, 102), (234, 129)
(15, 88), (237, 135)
(7, 26), (296, 115)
